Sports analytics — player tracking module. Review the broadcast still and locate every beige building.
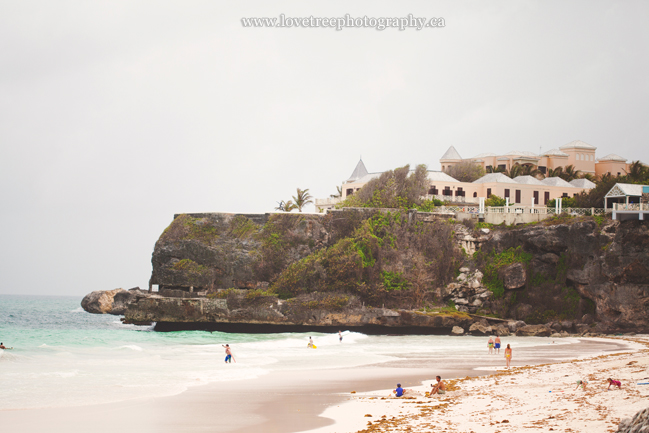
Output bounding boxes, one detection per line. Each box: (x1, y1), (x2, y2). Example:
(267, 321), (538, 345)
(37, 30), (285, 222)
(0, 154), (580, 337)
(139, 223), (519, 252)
(440, 140), (630, 177)
(315, 159), (596, 212)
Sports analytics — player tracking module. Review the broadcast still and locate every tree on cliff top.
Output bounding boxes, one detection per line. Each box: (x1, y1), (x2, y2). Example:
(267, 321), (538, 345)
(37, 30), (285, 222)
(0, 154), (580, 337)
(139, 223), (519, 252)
(339, 164), (429, 209)
(445, 161), (485, 182)
(292, 188), (313, 212)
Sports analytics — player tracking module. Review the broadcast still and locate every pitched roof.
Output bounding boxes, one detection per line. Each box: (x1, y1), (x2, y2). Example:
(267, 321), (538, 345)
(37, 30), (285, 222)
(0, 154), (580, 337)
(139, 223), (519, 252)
(542, 148), (569, 157)
(559, 140), (597, 150)
(541, 177), (574, 187)
(346, 159), (369, 183)
(605, 183), (647, 197)
(513, 175), (544, 185)
(472, 173), (516, 184)
(440, 146), (462, 161)
(569, 178), (596, 189)
(597, 153), (627, 162)
(427, 171), (459, 182)
(472, 152), (497, 158)
(505, 150), (538, 157)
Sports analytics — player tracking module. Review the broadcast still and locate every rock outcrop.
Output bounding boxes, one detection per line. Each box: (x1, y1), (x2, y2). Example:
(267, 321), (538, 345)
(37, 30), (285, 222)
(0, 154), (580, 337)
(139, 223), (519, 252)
(616, 407), (649, 433)
(81, 288), (149, 315)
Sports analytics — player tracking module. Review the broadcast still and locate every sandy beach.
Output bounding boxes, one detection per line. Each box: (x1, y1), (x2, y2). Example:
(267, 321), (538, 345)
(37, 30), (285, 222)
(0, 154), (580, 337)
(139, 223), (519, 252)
(3, 336), (646, 433)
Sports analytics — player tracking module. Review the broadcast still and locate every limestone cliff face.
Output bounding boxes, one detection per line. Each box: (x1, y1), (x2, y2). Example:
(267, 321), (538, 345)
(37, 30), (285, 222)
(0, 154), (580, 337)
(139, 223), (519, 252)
(83, 211), (649, 334)
(478, 219), (649, 332)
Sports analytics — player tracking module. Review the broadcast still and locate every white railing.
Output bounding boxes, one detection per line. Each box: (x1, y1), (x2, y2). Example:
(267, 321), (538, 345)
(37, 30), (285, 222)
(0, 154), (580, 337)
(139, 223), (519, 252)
(423, 194), (480, 204)
(431, 205), (612, 215)
(315, 197), (343, 206)
(613, 203), (649, 211)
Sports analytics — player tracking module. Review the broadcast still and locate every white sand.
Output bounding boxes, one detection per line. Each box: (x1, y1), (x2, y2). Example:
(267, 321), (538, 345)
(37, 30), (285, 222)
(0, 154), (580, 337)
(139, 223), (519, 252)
(305, 336), (649, 433)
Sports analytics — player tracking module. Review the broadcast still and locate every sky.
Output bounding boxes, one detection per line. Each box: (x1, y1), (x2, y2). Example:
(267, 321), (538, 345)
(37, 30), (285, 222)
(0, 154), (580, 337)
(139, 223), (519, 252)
(1, 1), (648, 296)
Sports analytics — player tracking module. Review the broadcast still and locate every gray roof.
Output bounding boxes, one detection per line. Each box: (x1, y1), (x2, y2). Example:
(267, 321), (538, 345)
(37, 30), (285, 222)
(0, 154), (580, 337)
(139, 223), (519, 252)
(542, 148), (569, 157)
(506, 150), (538, 157)
(427, 171), (459, 182)
(513, 175), (545, 185)
(541, 177), (574, 187)
(440, 146), (462, 160)
(569, 178), (596, 189)
(605, 183), (647, 197)
(346, 159), (369, 182)
(560, 140), (596, 150)
(472, 152), (497, 158)
(597, 153), (627, 162)
(473, 173), (516, 184)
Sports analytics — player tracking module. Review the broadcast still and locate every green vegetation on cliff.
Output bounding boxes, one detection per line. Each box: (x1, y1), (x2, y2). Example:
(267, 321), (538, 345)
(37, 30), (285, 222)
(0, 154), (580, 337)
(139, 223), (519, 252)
(269, 211), (462, 308)
(159, 214), (220, 244)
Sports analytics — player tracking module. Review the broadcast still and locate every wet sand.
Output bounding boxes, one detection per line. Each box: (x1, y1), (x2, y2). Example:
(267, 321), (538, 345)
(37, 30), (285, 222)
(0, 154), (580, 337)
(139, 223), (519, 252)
(1, 337), (634, 433)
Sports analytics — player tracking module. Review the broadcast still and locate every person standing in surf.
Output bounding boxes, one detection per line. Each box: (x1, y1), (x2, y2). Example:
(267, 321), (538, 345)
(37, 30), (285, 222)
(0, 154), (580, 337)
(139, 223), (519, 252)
(494, 335), (501, 354)
(488, 337), (494, 354)
(223, 344), (234, 363)
(504, 344), (512, 369)
(308, 337), (314, 348)
(339, 331), (342, 343)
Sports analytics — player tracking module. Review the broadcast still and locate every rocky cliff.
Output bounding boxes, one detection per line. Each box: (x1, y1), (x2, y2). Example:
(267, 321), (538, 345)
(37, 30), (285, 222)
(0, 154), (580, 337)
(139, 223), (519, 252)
(82, 210), (649, 334)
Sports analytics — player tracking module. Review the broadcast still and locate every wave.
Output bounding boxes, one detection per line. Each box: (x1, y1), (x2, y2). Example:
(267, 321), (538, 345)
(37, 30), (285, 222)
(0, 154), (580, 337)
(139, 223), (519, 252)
(70, 307), (84, 313)
(115, 345), (144, 351)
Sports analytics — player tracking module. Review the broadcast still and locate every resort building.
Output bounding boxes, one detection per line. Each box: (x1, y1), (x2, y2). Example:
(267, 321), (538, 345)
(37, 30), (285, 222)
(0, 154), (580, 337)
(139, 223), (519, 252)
(315, 159), (595, 213)
(440, 140), (630, 177)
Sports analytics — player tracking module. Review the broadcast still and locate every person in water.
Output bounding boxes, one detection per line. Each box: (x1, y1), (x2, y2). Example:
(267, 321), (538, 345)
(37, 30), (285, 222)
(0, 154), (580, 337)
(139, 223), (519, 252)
(222, 344), (233, 363)
(0, 342), (6, 349)
(429, 376), (446, 396)
(308, 337), (314, 348)
(488, 337), (494, 354)
(339, 330), (343, 342)
(607, 378), (622, 390)
(494, 336), (501, 353)
(504, 344), (512, 369)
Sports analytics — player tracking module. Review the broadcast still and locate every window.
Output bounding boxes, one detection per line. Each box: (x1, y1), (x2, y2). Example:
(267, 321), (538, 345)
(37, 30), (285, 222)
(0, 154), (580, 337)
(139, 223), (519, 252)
(504, 189), (510, 198)
(562, 193), (569, 197)
(455, 187), (465, 197)
(544, 191), (550, 205)
(473, 192), (477, 197)
(346, 189), (354, 196)
(498, 164), (506, 171)
(515, 190), (521, 203)
(442, 187), (452, 196)
(533, 191), (539, 205)
(486, 165), (493, 172)
(538, 166), (547, 174)
(487, 188), (492, 198)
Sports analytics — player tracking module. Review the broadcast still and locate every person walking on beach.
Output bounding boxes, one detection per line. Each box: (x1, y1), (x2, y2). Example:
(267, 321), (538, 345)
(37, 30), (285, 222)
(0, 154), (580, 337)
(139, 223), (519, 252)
(429, 376), (446, 396)
(504, 344), (512, 369)
(488, 337), (494, 354)
(222, 344), (234, 363)
(494, 336), (501, 354)
(607, 378), (622, 390)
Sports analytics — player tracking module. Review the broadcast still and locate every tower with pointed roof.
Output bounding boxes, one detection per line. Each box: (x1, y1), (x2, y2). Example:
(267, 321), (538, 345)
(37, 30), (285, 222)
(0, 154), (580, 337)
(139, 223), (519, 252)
(439, 146), (462, 171)
(346, 159), (369, 184)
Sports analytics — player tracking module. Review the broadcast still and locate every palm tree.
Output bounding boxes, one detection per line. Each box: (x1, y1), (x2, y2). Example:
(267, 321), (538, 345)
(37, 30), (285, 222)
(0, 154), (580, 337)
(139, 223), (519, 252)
(503, 163), (524, 179)
(624, 160), (649, 183)
(547, 167), (563, 178)
(275, 201), (286, 211)
(292, 188), (313, 212)
(560, 164), (581, 182)
(580, 173), (596, 182)
(332, 185), (343, 198)
(282, 200), (297, 212)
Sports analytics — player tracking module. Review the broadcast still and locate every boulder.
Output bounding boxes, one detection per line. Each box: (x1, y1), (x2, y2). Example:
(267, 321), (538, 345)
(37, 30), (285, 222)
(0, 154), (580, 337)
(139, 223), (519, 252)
(507, 320), (526, 333)
(575, 324), (590, 334)
(513, 304), (533, 321)
(459, 267), (470, 273)
(550, 322), (562, 332)
(499, 263), (527, 289)
(560, 320), (574, 332)
(492, 324), (510, 336)
(516, 324), (551, 337)
(82, 289), (129, 315)
(451, 326), (464, 335)
(468, 322), (492, 335)
(581, 314), (595, 324)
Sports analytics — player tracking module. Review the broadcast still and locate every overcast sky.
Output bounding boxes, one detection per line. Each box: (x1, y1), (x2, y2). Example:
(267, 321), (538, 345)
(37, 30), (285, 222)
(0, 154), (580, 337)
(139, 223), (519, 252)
(1, 1), (647, 296)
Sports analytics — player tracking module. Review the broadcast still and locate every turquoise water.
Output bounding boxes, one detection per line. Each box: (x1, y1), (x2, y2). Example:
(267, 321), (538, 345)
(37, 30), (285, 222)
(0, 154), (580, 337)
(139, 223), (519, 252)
(0, 295), (580, 410)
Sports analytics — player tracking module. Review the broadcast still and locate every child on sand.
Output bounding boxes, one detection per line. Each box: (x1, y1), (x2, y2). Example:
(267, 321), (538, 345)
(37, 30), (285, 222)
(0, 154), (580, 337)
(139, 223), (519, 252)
(574, 380), (588, 391)
(393, 383), (406, 397)
(607, 378), (622, 390)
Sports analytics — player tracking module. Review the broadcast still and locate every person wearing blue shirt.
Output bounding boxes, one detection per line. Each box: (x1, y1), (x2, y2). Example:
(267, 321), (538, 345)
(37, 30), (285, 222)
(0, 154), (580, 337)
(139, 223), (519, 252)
(394, 383), (404, 397)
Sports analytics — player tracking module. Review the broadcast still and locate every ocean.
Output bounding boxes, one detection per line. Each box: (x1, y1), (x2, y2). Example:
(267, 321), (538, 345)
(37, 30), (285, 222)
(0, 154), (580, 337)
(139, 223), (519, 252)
(1, 294), (583, 411)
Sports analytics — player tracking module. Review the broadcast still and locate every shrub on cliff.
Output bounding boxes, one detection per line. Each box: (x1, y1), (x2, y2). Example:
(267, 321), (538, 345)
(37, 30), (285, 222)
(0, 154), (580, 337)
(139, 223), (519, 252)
(270, 211), (462, 308)
(158, 214), (220, 245)
(338, 164), (429, 209)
